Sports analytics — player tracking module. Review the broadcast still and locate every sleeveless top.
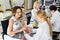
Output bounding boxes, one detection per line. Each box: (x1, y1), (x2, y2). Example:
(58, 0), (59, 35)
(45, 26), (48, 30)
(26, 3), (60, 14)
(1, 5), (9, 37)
(7, 16), (24, 39)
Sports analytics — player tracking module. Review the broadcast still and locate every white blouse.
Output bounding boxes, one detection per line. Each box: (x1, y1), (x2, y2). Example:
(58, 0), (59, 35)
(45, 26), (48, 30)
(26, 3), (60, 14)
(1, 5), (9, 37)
(7, 16), (23, 39)
(31, 9), (40, 18)
(24, 22), (52, 40)
(50, 11), (60, 32)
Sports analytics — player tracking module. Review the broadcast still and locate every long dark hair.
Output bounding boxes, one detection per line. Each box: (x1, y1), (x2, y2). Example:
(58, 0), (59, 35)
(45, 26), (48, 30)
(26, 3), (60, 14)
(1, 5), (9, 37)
(12, 6), (23, 18)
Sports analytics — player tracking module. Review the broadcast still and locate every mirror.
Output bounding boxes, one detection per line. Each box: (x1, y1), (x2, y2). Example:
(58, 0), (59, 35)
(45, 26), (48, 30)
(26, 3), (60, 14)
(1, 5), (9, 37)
(9, 0), (24, 8)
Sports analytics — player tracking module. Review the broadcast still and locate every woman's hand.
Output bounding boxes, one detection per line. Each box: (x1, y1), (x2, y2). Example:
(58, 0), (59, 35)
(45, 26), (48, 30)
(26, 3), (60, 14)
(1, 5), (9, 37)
(23, 27), (32, 34)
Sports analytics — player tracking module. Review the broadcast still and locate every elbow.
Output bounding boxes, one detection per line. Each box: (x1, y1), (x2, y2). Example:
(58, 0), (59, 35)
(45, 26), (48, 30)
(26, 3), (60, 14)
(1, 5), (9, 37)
(8, 30), (14, 35)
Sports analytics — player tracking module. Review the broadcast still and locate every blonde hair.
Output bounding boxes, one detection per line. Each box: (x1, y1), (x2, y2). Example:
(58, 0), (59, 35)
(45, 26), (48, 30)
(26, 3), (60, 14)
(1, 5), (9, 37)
(36, 10), (52, 37)
(36, 10), (47, 19)
(33, 1), (40, 9)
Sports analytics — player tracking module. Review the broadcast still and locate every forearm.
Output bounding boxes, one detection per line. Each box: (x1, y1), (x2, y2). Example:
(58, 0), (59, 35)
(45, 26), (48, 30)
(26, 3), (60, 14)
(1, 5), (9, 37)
(9, 29), (23, 35)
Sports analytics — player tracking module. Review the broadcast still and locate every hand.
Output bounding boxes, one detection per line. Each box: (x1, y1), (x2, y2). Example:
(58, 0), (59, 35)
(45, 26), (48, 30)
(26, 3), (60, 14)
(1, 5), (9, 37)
(23, 28), (30, 34)
(23, 27), (30, 33)
(20, 26), (32, 34)
(23, 30), (28, 34)
(23, 27), (32, 34)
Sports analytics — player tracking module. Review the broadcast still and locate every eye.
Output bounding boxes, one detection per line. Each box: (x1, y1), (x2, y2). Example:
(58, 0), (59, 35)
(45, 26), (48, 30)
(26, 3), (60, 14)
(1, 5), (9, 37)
(17, 12), (20, 13)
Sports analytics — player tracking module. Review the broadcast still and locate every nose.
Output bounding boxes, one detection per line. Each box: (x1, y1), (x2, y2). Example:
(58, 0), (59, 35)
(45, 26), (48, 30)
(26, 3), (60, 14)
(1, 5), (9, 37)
(19, 13), (21, 15)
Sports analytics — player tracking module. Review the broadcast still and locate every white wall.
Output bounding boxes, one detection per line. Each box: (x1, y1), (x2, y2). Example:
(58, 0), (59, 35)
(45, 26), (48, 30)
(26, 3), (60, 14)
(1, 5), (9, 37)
(0, 0), (6, 11)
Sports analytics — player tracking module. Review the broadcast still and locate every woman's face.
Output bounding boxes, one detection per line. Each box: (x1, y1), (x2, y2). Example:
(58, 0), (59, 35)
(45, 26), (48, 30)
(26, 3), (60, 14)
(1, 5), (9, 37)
(37, 14), (42, 18)
(15, 9), (22, 19)
(35, 3), (40, 9)
(36, 14), (44, 22)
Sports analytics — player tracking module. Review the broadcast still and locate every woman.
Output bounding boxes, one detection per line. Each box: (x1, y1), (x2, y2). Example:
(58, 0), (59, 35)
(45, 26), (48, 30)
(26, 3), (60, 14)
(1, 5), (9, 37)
(24, 10), (52, 40)
(31, 1), (40, 18)
(4, 6), (27, 40)
(29, 1), (40, 25)
(29, 1), (40, 28)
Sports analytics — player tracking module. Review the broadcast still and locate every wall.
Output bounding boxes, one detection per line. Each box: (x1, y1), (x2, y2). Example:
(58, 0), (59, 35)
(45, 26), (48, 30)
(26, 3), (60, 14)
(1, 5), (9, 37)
(0, 0), (6, 11)
(27, 0), (32, 9)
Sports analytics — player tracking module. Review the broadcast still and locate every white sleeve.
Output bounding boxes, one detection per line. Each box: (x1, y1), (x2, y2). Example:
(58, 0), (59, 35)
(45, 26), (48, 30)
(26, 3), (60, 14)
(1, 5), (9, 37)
(50, 15), (56, 24)
(31, 10), (34, 17)
(24, 27), (43, 40)
(31, 9), (36, 17)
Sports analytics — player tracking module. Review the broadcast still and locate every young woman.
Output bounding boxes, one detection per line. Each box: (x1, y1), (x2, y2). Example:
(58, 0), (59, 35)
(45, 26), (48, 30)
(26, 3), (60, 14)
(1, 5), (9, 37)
(30, 1), (40, 28)
(24, 10), (52, 40)
(4, 6), (27, 40)
(31, 1), (40, 18)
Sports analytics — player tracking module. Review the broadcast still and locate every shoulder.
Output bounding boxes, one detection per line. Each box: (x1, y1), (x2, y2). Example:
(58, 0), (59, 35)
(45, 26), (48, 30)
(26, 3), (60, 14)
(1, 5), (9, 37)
(10, 16), (15, 19)
(53, 11), (60, 17)
(31, 9), (36, 12)
(55, 11), (60, 14)
(9, 17), (14, 24)
(10, 16), (16, 21)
